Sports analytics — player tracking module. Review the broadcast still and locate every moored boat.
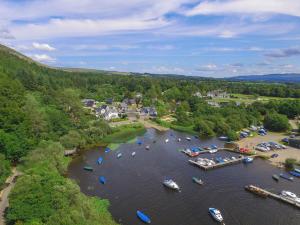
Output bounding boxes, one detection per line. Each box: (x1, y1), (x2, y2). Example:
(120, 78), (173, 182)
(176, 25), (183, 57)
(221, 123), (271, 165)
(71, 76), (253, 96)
(84, 166), (93, 171)
(272, 174), (280, 181)
(104, 147), (110, 153)
(145, 145), (150, 150)
(209, 149), (218, 154)
(219, 136), (228, 141)
(209, 208), (223, 223)
(192, 177), (204, 185)
(99, 176), (106, 184)
(178, 138), (181, 142)
(294, 168), (300, 173)
(186, 137), (191, 141)
(137, 140), (143, 145)
(165, 139), (169, 143)
(243, 157), (254, 163)
(289, 171), (300, 177)
(280, 173), (294, 181)
(136, 210), (151, 224)
(97, 157), (103, 164)
(163, 179), (180, 191)
(117, 153), (122, 158)
(132, 152), (136, 157)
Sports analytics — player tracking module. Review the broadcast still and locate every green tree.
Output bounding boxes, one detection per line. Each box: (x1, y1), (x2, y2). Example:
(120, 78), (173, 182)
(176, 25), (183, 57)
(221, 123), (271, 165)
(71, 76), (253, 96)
(264, 113), (290, 132)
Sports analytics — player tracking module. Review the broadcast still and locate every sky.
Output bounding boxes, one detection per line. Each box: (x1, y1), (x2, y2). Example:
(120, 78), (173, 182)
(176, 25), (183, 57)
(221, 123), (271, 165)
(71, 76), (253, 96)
(0, 0), (300, 78)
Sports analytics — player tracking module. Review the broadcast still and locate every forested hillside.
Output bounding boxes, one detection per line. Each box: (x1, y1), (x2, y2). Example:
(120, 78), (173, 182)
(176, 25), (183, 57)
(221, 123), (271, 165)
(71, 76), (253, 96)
(0, 44), (300, 225)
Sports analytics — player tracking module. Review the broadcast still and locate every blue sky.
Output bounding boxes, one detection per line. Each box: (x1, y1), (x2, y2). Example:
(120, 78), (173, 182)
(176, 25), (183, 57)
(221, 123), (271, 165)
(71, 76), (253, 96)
(1, 0), (300, 77)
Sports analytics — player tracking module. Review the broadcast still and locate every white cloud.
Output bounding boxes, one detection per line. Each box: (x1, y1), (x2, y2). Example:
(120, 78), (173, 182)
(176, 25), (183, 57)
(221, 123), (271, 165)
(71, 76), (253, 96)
(197, 63), (218, 71)
(32, 42), (55, 51)
(185, 0), (300, 17)
(31, 54), (56, 63)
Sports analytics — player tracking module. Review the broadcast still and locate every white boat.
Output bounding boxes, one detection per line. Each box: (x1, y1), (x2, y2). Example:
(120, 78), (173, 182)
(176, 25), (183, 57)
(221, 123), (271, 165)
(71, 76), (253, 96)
(178, 138), (181, 142)
(209, 149), (218, 154)
(131, 152), (136, 157)
(209, 208), (223, 223)
(117, 153), (122, 158)
(186, 137), (191, 141)
(163, 179), (180, 191)
(281, 190), (300, 201)
(145, 145), (150, 150)
(165, 139), (169, 143)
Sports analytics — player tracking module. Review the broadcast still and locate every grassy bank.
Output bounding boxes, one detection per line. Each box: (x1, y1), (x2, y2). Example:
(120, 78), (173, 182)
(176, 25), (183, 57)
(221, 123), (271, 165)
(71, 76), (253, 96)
(0, 154), (11, 190)
(152, 118), (198, 135)
(102, 123), (146, 144)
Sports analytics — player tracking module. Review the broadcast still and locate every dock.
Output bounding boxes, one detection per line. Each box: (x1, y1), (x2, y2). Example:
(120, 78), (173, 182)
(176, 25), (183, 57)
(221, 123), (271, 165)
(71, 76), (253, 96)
(189, 156), (246, 170)
(245, 185), (300, 209)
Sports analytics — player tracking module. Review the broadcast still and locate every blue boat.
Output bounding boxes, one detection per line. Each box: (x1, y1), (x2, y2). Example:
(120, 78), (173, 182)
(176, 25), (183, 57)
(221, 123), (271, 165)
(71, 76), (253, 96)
(105, 147), (110, 153)
(289, 171), (300, 177)
(215, 157), (224, 163)
(211, 145), (218, 149)
(137, 140), (143, 145)
(136, 210), (151, 224)
(191, 147), (200, 152)
(97, 157), (103, 164)
(280, 173), (294, 181)
(243, 157), (254, 163)
(99, 176), (106, 184)
(209, 208), (223, 222)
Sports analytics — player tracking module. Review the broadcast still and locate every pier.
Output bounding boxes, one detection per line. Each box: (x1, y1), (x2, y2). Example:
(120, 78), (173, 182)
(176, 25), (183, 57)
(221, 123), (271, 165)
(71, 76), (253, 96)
(189, 156), (246, 170)
(181, 148), (238, 157)
(245, 185), (300, 209)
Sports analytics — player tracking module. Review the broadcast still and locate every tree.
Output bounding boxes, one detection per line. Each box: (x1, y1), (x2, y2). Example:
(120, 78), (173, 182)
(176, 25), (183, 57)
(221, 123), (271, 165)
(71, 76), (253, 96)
(194, 119), (215, 137)
(60, 130), (86, 149)
(264, 113), (290, 132)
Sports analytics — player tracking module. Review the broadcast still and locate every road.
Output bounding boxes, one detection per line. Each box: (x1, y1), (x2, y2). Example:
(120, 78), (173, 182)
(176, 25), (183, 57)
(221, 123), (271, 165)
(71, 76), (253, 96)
(0, 168), (21, 225)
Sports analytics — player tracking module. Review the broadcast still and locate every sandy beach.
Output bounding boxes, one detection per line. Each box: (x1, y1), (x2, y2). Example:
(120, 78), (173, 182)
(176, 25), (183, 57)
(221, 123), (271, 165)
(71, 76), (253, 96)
(236, 132), (300, 167)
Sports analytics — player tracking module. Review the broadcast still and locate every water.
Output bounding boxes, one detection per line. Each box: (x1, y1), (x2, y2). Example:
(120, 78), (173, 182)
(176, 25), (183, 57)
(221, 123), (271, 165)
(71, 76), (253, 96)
(68, 129), (300, 225)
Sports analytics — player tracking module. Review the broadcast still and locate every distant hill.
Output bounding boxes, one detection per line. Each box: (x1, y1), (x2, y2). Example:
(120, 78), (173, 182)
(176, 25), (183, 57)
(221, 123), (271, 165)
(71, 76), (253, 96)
(229, 74), (300, 83)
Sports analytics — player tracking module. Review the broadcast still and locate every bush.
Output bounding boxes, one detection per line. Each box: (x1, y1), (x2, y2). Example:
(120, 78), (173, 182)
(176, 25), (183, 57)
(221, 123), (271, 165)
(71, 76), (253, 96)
(264, 113), (290, 132)
(285, 158), (297, 169)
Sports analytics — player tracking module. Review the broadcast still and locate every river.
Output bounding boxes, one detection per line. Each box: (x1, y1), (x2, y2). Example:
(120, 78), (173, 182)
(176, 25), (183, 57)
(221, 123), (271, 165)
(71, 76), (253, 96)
(68, 128), (300, 225)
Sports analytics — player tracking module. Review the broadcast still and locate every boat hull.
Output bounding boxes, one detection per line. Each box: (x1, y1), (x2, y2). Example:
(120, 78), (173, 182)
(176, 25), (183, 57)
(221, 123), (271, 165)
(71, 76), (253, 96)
(137, 210), (151, 223)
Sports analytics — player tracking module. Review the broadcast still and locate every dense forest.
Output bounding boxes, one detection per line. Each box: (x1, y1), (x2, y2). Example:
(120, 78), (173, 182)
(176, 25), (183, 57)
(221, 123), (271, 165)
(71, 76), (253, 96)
(0, 44), (300, 225)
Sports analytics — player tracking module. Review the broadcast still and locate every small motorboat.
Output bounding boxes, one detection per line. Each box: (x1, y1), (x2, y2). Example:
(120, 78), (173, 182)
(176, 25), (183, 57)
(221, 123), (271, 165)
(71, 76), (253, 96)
(243, 157), (254, 163)
(117, 153), (122, 158)
(99, 176), (106, 184)
(219, 136), (228, 141)
(209, 149), (218, 154)
(163, 179), (180, 191)
(84, 166), (93, 172)
(186, 137), (191, 141)
(272, 174), (280, 181)
(136, 210), (151, 224)
(104, 147), (110, 153)
(137, 140), (143, 145)
(281, 190), (298, 199)
(132, 152), (136, 157)
(271, 153), (279, 158)
(211, 145), (218, 149)
(209, 208), (223, 223)
(192, 177), (204, 185)
(289, 171), (300, 177)
(145, 145), (150, 150)
(294, 168), (300, 173)
(178, 138), (181, 142)
(97, 157), (103, 164)
(280, 173), (294, 181)
(165, 139), (169, 143)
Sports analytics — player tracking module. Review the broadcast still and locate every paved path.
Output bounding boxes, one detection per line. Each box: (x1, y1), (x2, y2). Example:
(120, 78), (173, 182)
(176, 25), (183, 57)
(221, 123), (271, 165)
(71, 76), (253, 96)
(0, 168), (21, 225)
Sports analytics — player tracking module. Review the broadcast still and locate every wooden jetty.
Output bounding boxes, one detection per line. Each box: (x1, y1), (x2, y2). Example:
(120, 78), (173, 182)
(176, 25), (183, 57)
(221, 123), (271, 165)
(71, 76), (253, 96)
(189, 156), (246, 170)
(245, 185), (300, 209)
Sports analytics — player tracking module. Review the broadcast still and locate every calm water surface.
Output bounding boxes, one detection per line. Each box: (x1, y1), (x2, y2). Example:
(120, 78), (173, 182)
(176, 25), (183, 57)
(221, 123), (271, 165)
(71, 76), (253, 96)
(68, 129), (300, 225)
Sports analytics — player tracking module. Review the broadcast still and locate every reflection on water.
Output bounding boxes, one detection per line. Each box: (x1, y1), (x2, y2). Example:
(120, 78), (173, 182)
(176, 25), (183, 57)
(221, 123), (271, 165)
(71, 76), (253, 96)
(68, 129), (300, 225)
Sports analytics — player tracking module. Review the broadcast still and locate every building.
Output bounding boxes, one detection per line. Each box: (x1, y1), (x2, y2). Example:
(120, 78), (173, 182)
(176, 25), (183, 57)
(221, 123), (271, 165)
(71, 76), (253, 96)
(95, 105), (119, 120)
(82, 99), (96, 108)
(193, 92), (203, 98)
(140, 107), (158, 117)
(118, 102), (128, 113)
(122, 98), (136, 105)
(206, 90), (229, 98)
(105, 98), (113, 105)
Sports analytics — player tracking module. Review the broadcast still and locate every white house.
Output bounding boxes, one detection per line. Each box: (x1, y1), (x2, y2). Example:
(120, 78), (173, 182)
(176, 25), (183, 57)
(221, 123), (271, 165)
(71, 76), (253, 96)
(95, 105), (119, 120)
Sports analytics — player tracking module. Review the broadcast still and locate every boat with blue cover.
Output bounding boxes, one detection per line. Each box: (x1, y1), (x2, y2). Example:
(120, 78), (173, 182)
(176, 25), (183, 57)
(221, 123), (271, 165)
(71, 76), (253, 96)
(280, 173), (294, 181)
(215, 157), (224, 163)
(243, 157), (254, 163)
(289, 171), (300, 177)
(99, 176), (106, 184)
(105, 147), (110, 153)
(137, 140), (143, 145)
(97, 157), (103, 164)
(211, 145), (218, 149)
(136, 210), (151, 223)
(209, 208), (223, 223)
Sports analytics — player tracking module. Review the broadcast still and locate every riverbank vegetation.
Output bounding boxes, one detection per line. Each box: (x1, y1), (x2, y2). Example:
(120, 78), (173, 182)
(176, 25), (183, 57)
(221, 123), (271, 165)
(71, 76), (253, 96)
(0, 154), (11, 189)
(0, 44), (300, 224)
